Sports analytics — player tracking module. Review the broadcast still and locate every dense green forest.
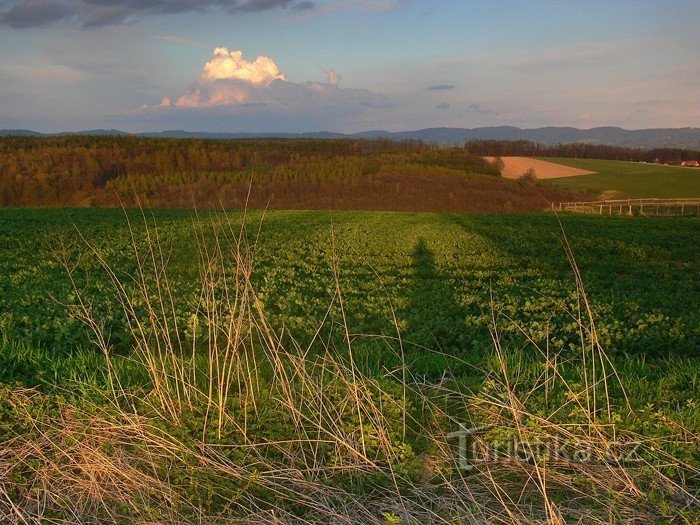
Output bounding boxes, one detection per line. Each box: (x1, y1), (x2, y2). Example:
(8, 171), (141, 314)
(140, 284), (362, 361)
(0, 136), (586, 211)
(466, 139), (700, 163)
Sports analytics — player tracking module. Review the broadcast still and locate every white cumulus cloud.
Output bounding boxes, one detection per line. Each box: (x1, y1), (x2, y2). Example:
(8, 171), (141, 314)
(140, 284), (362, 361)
(142, 46), (395, 131)
(156, 48), (289, 108)
(202, 47), (287, 84)
(152, 47), (392, 111)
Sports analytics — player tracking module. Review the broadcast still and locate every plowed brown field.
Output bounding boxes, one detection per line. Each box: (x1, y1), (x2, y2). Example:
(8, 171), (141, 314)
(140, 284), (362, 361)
(485, 157), (596, 179)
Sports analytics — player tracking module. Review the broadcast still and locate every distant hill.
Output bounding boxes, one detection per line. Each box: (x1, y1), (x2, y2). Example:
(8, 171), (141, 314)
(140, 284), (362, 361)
(57, 129), (131, 136)
(2, 126), (699, 149)
(0, 129), (44, 137)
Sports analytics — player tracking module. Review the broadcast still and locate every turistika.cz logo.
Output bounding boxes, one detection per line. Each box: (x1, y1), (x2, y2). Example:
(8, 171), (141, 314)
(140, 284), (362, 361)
(448, 423), (643, 471)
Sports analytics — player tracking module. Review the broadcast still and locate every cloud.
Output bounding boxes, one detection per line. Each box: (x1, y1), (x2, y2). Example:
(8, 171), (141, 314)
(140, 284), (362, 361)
(229, 0), (294, 13)
(153, 34), (207, 48)
(323, 67), (341, 86)
(155, 48), (392, 110)
(427, 84), (455, 91)
(0, 0), (316, 28)
(435, 102), (450, 110)
(319, 0), (401, 13)
(81, 6), (131, 28)
(465, 103), (496, 115)
(162, 49), (287, 108)
(5, 63), (87, 84)
(142, 47), (394, 131)
(294, 1), (314, 10)
(203, 47), (287, 84)
(0, 0), (74, 28)
(0, 0), (403, 28)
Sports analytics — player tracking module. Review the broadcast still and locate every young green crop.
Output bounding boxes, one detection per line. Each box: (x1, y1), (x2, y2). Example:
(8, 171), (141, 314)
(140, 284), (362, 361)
(1, 208), (698, 367)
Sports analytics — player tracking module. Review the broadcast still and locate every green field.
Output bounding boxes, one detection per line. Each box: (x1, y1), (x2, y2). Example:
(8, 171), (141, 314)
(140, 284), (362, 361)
(541, 157), (700, 198)
(3, 208), (698, 362)
(2, 208), (699, 523)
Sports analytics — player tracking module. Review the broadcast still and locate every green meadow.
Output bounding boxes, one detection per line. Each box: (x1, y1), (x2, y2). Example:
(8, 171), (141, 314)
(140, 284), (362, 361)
(542, 157), (700, 198)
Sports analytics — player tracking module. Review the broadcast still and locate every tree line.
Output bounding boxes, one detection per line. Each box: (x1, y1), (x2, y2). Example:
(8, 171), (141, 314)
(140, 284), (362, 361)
(0, 135), (587, 211)
(465, 140), (699, 163)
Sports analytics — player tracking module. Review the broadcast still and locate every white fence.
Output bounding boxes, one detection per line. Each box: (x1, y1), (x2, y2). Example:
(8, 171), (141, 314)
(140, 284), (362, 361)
(554, 198), (700, 216)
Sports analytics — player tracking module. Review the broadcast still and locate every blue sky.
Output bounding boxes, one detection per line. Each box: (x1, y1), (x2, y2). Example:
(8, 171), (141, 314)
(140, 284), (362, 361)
(0, 0), (697, 132)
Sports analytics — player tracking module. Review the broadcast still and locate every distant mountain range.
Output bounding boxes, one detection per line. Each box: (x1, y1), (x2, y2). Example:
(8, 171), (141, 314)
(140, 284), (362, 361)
(1, 126), (699, 149)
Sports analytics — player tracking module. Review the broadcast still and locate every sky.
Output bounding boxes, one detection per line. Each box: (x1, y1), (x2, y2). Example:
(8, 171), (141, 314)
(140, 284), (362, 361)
(0, 0), (698, 133)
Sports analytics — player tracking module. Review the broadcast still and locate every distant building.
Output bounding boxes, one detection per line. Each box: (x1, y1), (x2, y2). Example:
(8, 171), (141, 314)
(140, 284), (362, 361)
(680, 160), (700, 167)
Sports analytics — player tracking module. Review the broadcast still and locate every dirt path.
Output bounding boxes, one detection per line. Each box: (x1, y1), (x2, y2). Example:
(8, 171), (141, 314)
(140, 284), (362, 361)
(485, 157), (597, 179)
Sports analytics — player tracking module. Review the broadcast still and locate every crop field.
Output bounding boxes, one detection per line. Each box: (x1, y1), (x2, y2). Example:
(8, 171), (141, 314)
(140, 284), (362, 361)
(484, 156), (596, 179)
(2, 208), (698, 363)
(542, 157), (700, 198)
(1, 207), (699, 523)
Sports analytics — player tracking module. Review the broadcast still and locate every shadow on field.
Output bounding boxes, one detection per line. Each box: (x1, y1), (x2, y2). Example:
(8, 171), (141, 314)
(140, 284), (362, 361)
(402, 237), (467, 355)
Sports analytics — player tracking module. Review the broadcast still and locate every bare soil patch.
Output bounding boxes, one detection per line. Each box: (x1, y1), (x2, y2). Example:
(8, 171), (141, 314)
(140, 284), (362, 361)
(486, 156), (597, 179)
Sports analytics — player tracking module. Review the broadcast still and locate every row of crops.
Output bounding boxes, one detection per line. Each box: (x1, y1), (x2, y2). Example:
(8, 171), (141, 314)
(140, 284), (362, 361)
(2, 209), (697, 375)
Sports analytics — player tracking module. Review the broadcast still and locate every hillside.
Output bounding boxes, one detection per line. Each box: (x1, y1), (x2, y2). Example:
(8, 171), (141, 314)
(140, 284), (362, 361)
(0, 136), (587, 211)
(541, 158), (700, 198)
(2, 125), (700, 149)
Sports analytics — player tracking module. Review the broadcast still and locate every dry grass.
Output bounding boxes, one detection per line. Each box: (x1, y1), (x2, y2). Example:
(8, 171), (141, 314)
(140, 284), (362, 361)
(1, 209), (697, 524)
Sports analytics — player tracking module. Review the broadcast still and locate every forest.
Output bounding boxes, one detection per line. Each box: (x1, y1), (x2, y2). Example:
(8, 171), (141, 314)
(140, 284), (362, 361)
(465, 139), (700, 163)
(0, 135), (587, 211)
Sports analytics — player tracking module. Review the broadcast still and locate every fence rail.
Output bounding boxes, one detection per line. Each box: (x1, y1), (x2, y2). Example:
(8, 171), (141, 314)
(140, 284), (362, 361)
(554, 198), (700, 216)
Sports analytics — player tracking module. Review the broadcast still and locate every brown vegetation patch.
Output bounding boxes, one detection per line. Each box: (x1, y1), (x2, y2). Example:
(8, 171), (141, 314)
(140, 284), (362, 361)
(0, 137), (590, 212)
(97, 170), (588, 213)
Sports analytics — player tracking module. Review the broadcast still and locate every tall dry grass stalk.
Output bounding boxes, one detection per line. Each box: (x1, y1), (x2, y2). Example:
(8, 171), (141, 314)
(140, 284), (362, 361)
(1, 209), (697, 524)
